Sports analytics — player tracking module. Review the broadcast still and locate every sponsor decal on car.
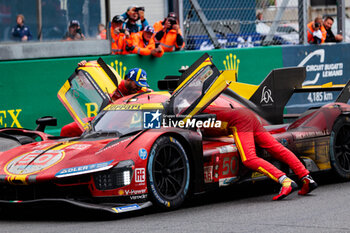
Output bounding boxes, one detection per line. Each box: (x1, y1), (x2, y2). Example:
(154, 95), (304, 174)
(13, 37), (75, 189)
(294, 129), (329, 140)
(130, 194), (147, 200)
(217, 145), (236, 154)
(219, 176), (238, 187)
(55, 160), (113, 178)
(260, 86), (274, 104)
(112, 204), (141, 213)
(32, 143), (57, 150)
(5, 150), (65, 175)
(65, 144), (91, 150)
(138, 149), (148, 160)
(104, 104), (142, 111)
(124, 188), (147, 195)
(135, 168), (145, 182)
(251, 171), (265, 179)
(204, 166), (213, 183)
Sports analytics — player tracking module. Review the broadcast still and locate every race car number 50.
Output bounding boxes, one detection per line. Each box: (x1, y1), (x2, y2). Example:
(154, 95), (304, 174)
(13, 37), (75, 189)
(222, 157), (238, 176)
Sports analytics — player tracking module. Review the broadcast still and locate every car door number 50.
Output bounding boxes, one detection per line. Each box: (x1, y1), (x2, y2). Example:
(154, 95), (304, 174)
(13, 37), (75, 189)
(222, 157), (238, 175)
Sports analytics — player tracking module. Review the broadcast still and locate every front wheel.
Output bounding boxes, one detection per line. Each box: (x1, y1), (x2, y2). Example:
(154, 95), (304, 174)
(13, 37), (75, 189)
(147, 136), (190, 209)
(330, 115), (350, 180)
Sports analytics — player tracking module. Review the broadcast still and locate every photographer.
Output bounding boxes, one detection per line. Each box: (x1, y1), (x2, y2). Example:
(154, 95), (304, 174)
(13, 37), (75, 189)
(131, 25), (164, 57)
(110, 15), (134, 55)
(121, 5), (149, 34)
(63, 20), (85, 41)
(154, 12), (184, 52)
(307, 17), (326, 44)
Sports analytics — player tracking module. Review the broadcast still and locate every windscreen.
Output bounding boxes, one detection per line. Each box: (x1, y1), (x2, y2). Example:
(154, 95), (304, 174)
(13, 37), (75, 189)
(92, 110), (143, 136)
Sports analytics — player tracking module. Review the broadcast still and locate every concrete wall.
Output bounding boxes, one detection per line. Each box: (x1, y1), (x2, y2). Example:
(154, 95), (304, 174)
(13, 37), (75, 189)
(0, 40), (110, 61)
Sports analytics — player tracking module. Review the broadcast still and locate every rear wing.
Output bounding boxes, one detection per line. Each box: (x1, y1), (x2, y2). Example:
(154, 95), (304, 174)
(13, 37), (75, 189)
(335, 79), (350, 103)
(232, 68), (350, 123)
(248, 67), (305, 124)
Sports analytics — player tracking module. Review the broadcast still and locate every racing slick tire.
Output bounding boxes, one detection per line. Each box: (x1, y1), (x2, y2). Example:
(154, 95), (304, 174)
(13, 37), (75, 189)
(330, 115), (350, 180)
(147, 136), (190, 210)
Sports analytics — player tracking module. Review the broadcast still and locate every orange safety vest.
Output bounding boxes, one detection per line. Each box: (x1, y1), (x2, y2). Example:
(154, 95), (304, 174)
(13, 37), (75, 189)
(98, 29), (106, 40)
(307, 22), (326, 44)
(131, 31), (164, 57)
(153, 20), (185, 52)
(110, 27), (133, 55)
(153, 20), (164, 33)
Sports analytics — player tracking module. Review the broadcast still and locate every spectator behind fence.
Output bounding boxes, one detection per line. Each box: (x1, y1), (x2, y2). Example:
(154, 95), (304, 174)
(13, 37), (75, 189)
(154, 12), (184, 52)
(121, 5), (149, 33)
(110, 15), (134, 55)
(307, 17), (326, 44)
(63, 20), (85, 41)
(11, 14), (32, 41)
(324, 16), (343, 43)
(256, 12), (263, 21)
(130, 25), (164, 57)
(97, 23), (106, 39)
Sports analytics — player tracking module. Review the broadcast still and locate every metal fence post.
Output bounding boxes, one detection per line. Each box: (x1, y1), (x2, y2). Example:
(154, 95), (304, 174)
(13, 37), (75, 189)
(36, 0), (42, 41)
(298, 0), (307, 45)
(337, 0), (345, 40)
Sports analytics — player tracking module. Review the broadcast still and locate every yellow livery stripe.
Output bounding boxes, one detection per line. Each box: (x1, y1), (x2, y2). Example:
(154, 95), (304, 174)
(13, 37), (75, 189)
(7, 175), (28, 185)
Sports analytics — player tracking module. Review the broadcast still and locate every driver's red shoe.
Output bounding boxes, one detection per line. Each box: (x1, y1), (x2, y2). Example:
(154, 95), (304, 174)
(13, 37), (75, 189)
(273, 178), (298, 201)
(298, 175), (318, 195)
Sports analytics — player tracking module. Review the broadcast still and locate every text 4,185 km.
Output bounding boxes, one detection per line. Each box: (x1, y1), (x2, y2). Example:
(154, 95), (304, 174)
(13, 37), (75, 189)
(307, 92), (333, 103)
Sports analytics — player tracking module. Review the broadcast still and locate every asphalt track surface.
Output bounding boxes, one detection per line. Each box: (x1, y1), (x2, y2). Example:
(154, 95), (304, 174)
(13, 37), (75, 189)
(1, 173), (350, 233)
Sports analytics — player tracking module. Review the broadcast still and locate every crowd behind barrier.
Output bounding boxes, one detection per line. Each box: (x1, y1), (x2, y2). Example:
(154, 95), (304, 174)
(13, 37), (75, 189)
(7, 5), (347, 57)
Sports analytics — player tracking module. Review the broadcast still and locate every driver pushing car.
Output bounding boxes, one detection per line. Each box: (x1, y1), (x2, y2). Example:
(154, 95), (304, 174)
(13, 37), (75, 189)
(202, 105), (318, 200)
(60, 63), (151, 137)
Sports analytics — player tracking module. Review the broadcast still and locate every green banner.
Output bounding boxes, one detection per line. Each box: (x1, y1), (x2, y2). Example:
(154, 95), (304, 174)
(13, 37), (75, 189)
(0, 47), (282, 135)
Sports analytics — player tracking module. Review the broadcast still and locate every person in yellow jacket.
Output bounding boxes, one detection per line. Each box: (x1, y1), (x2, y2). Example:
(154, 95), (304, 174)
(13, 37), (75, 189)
(130, 25), (164, 57)
(153, 12), (184, 52)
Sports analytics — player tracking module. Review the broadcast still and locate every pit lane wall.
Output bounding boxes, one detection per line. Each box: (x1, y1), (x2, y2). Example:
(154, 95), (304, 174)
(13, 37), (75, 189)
(0, 43), (349, 135)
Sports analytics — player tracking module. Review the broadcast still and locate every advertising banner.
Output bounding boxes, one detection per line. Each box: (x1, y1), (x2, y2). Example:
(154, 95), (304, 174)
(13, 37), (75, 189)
(282, 43), (350, 113)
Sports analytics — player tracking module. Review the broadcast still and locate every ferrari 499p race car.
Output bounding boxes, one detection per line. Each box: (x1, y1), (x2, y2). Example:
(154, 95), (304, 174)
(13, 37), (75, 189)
(0, 53), (350, 214)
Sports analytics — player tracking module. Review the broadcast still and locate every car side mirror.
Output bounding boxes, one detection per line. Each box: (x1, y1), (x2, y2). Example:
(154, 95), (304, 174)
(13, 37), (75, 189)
(35, 116), (57, 132)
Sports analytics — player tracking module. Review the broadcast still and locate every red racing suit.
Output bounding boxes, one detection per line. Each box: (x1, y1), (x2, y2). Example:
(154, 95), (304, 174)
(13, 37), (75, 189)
(202, 106), (309, 182)
(60, 80), (150, 137)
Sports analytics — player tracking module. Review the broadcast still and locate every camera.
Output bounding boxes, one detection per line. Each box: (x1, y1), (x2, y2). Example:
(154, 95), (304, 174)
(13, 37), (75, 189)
(168, 17), (177, 26)
(119, 28), (125, 33)
(135, 6), (145, 12)
(155, 42), (160, 48)
(76, 28), (81, 34)
(314, 22), (320, 28)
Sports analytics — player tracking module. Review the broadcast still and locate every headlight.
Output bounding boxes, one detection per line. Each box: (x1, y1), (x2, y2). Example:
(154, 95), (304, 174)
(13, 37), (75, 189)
(93, 160), (134, 190)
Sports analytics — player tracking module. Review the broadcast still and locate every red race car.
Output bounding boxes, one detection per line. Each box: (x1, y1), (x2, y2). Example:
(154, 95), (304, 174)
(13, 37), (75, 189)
(0, 53), (350, 214)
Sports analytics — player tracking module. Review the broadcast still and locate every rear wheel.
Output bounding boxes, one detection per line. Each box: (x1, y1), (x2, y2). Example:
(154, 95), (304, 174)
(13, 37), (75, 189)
(330, 115), (350, 180)
(147, 136), (190, 209)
